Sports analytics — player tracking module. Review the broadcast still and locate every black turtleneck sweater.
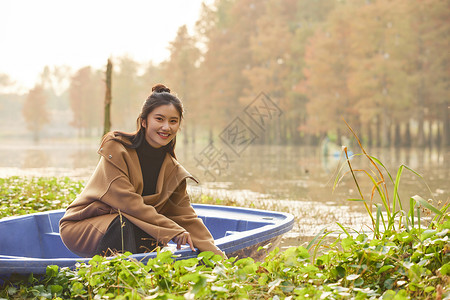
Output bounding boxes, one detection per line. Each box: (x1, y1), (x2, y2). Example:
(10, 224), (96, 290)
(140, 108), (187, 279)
(135, 139), (166, 196)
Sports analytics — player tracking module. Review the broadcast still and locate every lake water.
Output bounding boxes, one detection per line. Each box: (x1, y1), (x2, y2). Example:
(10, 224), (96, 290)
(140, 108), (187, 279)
(1, 139), (448, 250)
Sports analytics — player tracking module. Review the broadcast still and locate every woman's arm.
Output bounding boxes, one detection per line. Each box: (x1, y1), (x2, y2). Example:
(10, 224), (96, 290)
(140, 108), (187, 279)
(160, 180), (226, 258)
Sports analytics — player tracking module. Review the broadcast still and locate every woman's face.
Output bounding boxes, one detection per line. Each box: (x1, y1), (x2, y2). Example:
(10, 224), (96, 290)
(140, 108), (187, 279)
(142, 104), (181, 148)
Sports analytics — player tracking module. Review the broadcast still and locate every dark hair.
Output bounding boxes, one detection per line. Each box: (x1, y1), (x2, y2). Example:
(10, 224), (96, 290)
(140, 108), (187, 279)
(113, 84), (183, 158)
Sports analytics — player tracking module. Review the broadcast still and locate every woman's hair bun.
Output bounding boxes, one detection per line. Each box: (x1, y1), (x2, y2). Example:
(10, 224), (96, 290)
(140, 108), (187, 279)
(152, 84), (170, 93)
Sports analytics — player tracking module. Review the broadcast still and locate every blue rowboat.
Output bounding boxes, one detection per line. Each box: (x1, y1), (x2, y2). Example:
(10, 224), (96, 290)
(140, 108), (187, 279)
(0, 204), (294, 277)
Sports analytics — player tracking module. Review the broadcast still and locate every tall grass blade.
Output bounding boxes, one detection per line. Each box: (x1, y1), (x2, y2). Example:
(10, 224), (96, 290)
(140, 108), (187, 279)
(369, 155), (397, 206)
(434, 202), (450, 223)
(388, 211), (400, 233)
(375, 205), (381, 237)
(409, 198), (415, 227)
(336, 222), (350, 237)
(306, 228), (327, 251)
(417, 206), (421, 231)
(412, 195), (443, 216)
(399, 209), (410, 232)
(359, 170), (391, 221)
(343, 119), (390, 211)
(343, 148), (376, 231)
(307, 229), (335, 264)
(344, 147), (364, 201)
(393, 165), (404, 214)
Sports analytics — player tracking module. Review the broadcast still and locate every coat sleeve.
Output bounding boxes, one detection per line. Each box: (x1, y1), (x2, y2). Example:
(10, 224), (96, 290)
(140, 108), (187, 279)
(160, 180), (227, 258)
(100, 173), (187, 244)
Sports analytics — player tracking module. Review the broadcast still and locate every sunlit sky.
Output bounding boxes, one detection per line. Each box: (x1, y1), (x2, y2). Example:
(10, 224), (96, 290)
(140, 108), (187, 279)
(0, 0), (209, 92)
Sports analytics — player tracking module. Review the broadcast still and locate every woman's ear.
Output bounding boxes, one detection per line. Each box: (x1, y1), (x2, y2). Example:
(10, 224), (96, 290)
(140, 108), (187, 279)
(141, 119), (147, 128)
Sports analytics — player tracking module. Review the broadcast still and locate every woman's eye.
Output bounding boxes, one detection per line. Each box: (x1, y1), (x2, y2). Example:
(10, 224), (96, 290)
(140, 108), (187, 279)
(156, 117), (163, 121)
(171, 120), (178, 124)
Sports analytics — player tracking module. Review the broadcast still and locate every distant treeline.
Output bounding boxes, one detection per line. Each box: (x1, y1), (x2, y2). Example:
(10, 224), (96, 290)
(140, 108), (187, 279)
(1, 0), (448, 147)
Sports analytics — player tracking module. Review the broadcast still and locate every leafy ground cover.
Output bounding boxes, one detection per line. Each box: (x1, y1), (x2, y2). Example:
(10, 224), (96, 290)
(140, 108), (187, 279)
(0, 220), (448, 299)
(0, 176), (84, 219)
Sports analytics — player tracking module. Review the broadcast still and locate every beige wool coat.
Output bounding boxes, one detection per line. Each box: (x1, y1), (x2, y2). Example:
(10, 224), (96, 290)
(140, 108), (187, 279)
(59, 132), (224, 258)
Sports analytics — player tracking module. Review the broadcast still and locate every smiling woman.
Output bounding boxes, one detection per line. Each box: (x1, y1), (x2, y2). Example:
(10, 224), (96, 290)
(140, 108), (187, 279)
(58, 84), (226, 259)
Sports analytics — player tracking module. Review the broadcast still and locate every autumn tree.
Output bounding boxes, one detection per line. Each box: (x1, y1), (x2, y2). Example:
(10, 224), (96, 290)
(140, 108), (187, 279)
(111, 56), (142, 132)
(162, 25), (201, 144)
(140, 62), (164, 95)
(290, 0), (336, 144)
(303, 3), (359, 145)
(0, 73), (15, 92)
(242, 0), (295, 144)
(69, 66), (103, 137)
(404, 0), (450, 147)
(195, 0), (264, 141)
(22, 84), (49, 142)
(347, 0), (410, 148)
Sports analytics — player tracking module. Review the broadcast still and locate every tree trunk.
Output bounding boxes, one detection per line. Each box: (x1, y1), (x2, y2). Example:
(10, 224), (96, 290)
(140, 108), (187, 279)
(376, 115), (381, 147)
(416, 108), (425, 147)
(381, 111), (390, 148)
(367, 122), (373, 148)
(103, 59), (113, 136)
(386, 121), (392, 148)
(427, 120), (432, 148)
(436, 121), (441, 147)
(394, 122), (401, 147)
(445, 103), (450, 146)
(404, 121), (411, 147)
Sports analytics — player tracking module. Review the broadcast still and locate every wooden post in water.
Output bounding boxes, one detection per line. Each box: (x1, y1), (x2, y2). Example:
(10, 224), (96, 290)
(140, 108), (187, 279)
(103, 59), (113, 136)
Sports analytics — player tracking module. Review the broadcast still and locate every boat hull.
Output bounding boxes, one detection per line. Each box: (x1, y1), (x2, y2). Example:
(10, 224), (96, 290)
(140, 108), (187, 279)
(0, 204), (294, 278)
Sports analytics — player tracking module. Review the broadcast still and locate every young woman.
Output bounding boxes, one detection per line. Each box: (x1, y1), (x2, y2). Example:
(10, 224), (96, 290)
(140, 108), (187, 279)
(59, 84), (225, 258)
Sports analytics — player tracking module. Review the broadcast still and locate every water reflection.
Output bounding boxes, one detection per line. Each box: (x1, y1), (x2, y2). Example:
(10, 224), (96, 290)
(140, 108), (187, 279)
(0, 139), (448, 249)
(23, 149), (50, 169)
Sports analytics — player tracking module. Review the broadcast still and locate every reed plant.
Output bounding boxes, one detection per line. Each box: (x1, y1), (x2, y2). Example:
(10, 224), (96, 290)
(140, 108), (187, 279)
(333, 121), (448, 239)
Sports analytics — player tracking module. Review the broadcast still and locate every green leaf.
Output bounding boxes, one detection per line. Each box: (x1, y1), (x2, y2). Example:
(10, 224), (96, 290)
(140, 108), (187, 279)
(46, 265), (59, 277)
(421, 229), (436, 241)
(341, 236), (355, 250)
(197, 251), (214, 260)
(50, 285), (63, 295)
(383, 278), (394, 290)
(377, 265), (394, 274)
(258, 273), (269, 285)
(411, 195), (442, 216)
(192, 276), (207, 294)
(354, 277), (364, 287)
(211, 285), (228, 292)
(335, 266), (346, 279)
(440, 263), (450, 276)
(346, 274), (360, 280)
(7, 286), (17, 295)
(180, 273), (200, 283)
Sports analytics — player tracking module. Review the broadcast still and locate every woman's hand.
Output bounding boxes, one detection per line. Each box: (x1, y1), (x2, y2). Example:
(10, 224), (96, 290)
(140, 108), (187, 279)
(172, 232), (195, 251)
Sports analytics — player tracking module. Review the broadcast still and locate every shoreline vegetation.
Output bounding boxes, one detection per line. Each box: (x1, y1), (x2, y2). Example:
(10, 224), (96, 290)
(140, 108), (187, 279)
(0, 143), (449, 299)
